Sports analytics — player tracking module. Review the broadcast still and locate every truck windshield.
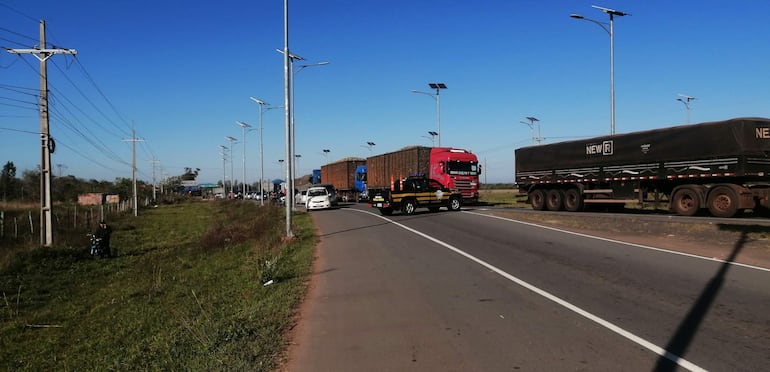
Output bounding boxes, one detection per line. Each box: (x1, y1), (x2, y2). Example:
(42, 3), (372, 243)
(446, 161), (478, 176)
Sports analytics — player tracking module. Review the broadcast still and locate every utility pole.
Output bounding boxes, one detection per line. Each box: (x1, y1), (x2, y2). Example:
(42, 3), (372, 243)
(123, 128), (143, 217)
(7, 20), (77, 247)
(149, 157), (159, 202)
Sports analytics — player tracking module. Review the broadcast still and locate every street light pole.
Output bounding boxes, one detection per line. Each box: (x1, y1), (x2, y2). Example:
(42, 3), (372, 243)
(250, 98), (283, 206)
(519, 116), (542, 144)
(219, 145), (228, 194)
(411, 82), (447, 146)
(571, 6), (629, 136)
(362, 141), (376, 154)
(236, 121), (252, 197)
(225, 136), (238, 196)
(677, 94), (696, 124)
(426, 131), (438, 146)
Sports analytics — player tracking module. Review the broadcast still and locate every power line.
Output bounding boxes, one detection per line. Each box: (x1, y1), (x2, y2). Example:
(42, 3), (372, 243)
(50, 59), (131, 137)
(0, 3), (38, 23)
(72, 56), (132, 131)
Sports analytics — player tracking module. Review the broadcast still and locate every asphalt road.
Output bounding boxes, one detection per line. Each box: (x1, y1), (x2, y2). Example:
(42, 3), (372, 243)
(284, 204), (770, 372)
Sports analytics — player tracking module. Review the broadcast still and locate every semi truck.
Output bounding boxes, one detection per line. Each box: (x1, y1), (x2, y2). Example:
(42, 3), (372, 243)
(320, 158), (367, 202)
(515, 117), (770, 218)
(366, 146), (481, 203)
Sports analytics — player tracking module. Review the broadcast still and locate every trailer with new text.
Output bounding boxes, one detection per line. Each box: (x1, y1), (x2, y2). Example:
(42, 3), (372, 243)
(515, 118), (770, 217)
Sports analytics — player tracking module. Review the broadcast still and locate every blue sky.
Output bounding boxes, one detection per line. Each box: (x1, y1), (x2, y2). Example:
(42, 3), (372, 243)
(1, 0), (769, 185)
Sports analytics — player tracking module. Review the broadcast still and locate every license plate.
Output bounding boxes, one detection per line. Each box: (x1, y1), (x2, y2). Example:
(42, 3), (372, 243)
(375, 203), (383, 207)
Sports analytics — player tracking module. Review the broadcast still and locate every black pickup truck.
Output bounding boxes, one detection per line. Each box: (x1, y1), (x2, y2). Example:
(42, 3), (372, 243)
(368, 176), (463, 215)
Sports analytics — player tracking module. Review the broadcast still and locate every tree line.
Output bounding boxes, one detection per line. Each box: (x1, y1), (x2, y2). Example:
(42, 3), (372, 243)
(0, 161), (200, 203)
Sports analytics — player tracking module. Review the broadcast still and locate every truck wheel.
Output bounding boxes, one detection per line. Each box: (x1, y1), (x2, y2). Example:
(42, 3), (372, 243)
(402, 200), (417, 215)
(546, 189), (564, 211)
(530, 189), (546, 210)
(564, 188), (584, 212)
(671, 188), (700, 216)
(448, 196), (462, 211)
(707, 186), (740, 218)
(379, 207), (393, 216)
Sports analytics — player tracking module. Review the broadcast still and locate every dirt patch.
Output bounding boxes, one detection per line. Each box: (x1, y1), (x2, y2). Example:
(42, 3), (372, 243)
(486, 209), (770, 269)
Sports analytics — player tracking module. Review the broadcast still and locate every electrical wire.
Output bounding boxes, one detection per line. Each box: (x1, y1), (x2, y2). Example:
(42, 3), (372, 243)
(50, 59), (131, 137)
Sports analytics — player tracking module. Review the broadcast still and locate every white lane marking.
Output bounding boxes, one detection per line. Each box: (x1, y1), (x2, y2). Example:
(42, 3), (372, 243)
(465, 210), (770, 273)
(350, 208), (707, 372)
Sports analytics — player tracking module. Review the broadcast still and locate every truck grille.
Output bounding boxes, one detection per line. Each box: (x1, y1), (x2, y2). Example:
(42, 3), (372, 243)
(453, 179), (475, 198)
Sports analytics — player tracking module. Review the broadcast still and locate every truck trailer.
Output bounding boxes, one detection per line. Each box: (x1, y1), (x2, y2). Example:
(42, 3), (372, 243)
(367, 146), (481, 202)
(320, 158), (367, 202)
(515, 117), (770, 218)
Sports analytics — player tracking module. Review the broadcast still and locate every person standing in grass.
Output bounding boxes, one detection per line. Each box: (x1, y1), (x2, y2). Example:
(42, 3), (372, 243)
(94, 220), (113, 257)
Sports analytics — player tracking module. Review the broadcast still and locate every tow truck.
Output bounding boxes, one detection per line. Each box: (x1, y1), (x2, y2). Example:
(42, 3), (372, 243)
(368, 176), (463, 215)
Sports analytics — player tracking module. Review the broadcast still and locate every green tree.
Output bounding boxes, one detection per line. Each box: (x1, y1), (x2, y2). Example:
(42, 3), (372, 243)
(0, 161), (17, 201)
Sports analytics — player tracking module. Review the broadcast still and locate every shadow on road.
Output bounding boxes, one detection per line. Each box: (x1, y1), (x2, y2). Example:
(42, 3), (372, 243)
(654, 224), (749, 371)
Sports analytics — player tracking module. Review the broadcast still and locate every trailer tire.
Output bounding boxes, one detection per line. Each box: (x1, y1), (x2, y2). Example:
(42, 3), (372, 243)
(707, 186), (740, 218)
(402, 199), (417, 215)
(530, 189), (546, 211)
(564, 188), (584, 212)
(672, 188), (700, 216)
(546, 189), (565, 211)
(448, 196), (462, 211)
(379, 207), (393, 216)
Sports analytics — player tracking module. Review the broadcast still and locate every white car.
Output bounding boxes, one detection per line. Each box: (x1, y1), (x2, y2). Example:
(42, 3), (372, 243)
(305, 187), (332, 211)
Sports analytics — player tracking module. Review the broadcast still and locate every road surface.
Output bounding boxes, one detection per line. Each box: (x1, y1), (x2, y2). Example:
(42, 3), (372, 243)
(284, 204), (770, 371)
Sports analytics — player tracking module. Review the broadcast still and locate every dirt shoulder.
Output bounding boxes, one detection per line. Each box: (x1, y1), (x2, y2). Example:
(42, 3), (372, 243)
(482, 208), (770, 269)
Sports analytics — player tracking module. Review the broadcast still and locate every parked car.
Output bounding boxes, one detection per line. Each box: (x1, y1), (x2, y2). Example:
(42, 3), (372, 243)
(305, 186), (332, 211)
(315, 184), (339, 206)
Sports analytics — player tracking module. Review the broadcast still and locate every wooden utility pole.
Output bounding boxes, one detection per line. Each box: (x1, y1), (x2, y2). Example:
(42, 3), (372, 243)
(7, 20), (77, 247)
(123, 128), (143, 217)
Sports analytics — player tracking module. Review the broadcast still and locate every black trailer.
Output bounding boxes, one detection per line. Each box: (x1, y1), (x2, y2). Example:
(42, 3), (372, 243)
(515, 118), (770, 217)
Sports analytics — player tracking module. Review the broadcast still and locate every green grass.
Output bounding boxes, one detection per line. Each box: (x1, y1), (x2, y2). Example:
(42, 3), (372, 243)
(478, 189), (529, 208)
(1, 200), (315, 371)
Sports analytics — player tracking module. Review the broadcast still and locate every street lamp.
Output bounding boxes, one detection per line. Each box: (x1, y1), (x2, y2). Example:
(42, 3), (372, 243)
(519, 116), (542, 144)
(219, 145), (228, 194)
(225, 136), (238, 196)
(362, 141), (376, 154)
(322, 148), (330, 161)
(411, 82), (447, 146)
(276, 49), (329, 222)
(250, 97), (283, 206)
(422, 131), (438, 146)
(236, 121), (252, 196)
(677, 94), (696, 124)
(571, 5), (629, 136)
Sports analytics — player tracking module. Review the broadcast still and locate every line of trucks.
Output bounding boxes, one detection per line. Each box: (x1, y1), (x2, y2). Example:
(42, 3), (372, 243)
(315, 146), (481, 215)
(308, 117), (769, 218)
(515, 117), (770, 218)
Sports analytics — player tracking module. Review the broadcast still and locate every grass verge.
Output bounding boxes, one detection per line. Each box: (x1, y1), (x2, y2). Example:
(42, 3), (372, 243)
(0, 200), (315, 371)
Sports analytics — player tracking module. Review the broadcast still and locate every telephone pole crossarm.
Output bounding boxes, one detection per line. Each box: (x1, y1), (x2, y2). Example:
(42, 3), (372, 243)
(6, 48), (77, 61)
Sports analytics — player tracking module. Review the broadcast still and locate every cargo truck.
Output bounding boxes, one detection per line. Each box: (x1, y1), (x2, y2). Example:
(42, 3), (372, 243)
(320, 158), (368, 202)
(366, 146), (481, 203)
(515, 118), (770, 218)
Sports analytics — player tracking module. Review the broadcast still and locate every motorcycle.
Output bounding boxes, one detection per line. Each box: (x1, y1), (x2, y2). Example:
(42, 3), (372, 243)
(87, 233), (107, 258)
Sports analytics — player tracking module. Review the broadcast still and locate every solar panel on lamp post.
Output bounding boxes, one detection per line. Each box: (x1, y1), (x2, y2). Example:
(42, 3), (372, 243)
(571, 6), (629, 136)
(411, 83), (447, 146)
(225, 136), (238, 196)
(236, 121), (252, 197)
